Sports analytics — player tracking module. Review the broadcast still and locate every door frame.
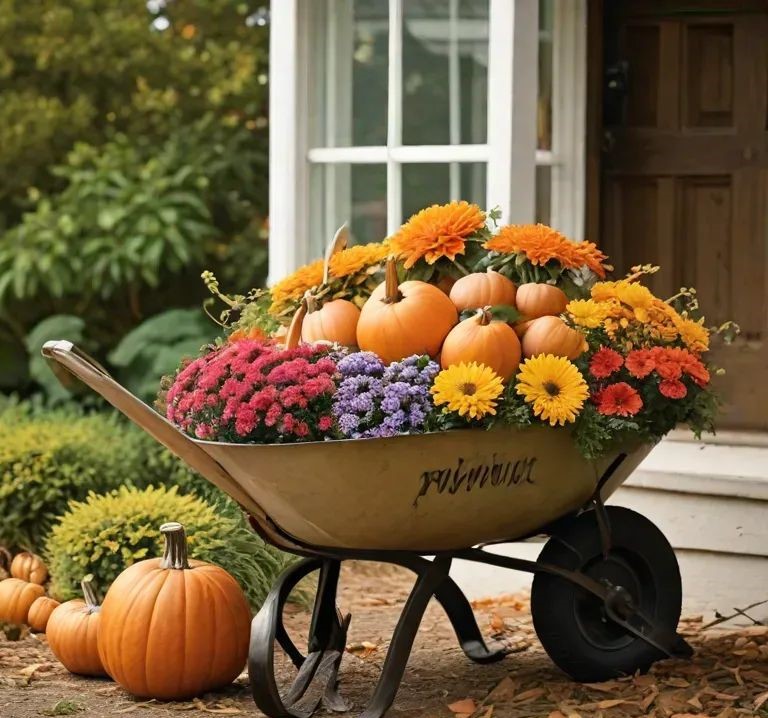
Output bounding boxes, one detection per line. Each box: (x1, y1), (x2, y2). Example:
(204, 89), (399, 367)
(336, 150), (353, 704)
(584, 0), (604, 244)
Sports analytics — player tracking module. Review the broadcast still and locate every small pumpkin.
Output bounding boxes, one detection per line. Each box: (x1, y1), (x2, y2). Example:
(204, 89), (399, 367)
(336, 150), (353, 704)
(302, 296), (361, 347)
(46, 577), (106, 677)
(98, 522), (251, 700)
(515, 283), (568, 319)
(441, 307), (522, 381)
(0, 578), (45, 624)
(357, 259), (458, 363)
(10, 551), (48, 585)
(449, 269), (517, 312)
(28, 596), (60, 632)
(228, 326), (267, 343)
(521, 316), (586, 359)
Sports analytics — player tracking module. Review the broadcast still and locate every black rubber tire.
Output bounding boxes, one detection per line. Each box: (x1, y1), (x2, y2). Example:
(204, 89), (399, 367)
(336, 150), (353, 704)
(531, 506), (682, 682)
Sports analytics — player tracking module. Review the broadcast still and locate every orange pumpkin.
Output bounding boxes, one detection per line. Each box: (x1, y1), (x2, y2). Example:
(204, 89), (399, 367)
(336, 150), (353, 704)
(302, 297), (360, 347)
(98, 522), (251, 700)
(515, 283), (568, 319)
(513, 319), (535, 339)
(357, 259), (458, 363)
(46, 577), (106, 677)
(449, 269), (517, 312)
(28, 596), (60, 632)
(521, 316), (586, 359)
(441, 308), (522, 381)
(0, 578), (44, 624)
(10, 551), (48, 585)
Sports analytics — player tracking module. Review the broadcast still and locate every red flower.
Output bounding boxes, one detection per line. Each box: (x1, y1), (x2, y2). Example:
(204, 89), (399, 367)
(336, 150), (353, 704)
(595, 382), (643, 417)
(625, 349), (655, 379)
(651, 346), (683, 380)
(590, 347), (624, 379)
(659, 378), (687, 399)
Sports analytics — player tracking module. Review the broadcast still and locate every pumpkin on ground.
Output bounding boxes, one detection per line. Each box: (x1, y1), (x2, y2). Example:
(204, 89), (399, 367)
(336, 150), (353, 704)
(27, 596), (60, 632)
(98, 522), (251, 700)
(46, 577), (106, 677)
(515, 283), (568, 319)
(301, 297), (360, 347)
(521, 315), (587, 360)
(441, 308), (522, 381)
(0, 578), (45, 624)
(10, 551), (48, 585)
(357, 259), (458, 363)
(449, 269), (517, 312)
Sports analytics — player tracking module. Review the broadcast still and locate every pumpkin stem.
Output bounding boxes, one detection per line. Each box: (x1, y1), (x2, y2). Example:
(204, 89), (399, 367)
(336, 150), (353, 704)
(285, 298), (308, 349)
(323, 223), (349, 285)
(160, 522), (191, 570)
(81, 575), (100, 612)
(383, 258), (402, 304)
(477, 306), (492, 326)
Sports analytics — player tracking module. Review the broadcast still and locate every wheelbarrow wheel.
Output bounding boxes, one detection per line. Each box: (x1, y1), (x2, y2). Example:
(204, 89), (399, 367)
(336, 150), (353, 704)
(531, 506), (682, 682)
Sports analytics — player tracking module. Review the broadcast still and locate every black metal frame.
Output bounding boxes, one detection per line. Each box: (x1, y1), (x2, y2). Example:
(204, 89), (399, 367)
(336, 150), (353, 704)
(248, 462), (693, 718)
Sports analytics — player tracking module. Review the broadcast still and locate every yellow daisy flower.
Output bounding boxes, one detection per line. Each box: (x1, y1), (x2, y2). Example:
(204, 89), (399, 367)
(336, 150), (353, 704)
(515, 354), (589, 426)
(431, 362), (504, 420)
(566, 299), (609, 329)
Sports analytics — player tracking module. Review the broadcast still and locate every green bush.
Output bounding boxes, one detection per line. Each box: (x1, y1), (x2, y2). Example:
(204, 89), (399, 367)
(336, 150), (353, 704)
(0, 410), (152, 550)
(46, 485), (294, 610)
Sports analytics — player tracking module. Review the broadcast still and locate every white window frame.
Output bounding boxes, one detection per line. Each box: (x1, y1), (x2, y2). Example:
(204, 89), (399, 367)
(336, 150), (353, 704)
(268, 0), (586, 282)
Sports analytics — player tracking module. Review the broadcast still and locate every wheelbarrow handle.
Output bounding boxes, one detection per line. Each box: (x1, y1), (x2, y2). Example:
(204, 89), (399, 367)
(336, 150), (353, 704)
(41, 339), (257, 512)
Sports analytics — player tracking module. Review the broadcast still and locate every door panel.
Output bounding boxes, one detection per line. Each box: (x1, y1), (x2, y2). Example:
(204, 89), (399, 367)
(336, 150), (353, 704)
(601, 3), (768, 429)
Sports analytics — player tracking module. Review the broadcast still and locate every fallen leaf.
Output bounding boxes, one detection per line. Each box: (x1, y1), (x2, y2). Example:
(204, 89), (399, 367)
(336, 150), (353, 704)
(596, 699), (626, 709)
(489, 613), (506, 633)
(666, 677), (691, 688)
(447, 698), (477, 714)
(513, 687), (546, 702)
(754, 690), (768, 710)
(346, 640), (379, 659)
(485, 677), (519, 702)
(477, 707), (493, 718)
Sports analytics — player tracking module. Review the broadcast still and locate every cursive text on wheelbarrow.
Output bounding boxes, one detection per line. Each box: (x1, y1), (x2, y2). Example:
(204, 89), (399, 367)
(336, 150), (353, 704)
(413, 455), (537, 507)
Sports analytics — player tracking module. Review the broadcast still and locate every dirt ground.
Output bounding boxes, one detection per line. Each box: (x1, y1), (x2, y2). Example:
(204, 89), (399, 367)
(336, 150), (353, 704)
(1, 562), (767, 718)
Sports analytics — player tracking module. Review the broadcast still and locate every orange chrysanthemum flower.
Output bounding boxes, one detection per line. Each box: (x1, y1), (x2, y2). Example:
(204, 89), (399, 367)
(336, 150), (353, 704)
(389, 201), (486, 269)
(329, 241), (390, 278)
(485, 224), (608, 277)
(269, 258), (324, 311)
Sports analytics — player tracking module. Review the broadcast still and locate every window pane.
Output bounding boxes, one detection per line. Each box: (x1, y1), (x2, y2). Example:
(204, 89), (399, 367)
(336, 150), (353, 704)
(535, 165), (552, 225)
(309, 0), (388, 147)
(310, 164), (388, 256)
(402, 0), (489, 146)
(538, 0), (554, 150)
(401, 163), (486, 223)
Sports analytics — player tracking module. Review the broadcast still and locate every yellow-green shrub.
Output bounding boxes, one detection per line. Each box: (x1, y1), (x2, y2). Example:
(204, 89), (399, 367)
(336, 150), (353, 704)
(45, 485), (294, 609)
(0, 413), (152, 550)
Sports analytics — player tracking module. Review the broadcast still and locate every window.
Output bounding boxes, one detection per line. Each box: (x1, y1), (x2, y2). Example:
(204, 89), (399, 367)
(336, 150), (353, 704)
(269, 0), (586, 280)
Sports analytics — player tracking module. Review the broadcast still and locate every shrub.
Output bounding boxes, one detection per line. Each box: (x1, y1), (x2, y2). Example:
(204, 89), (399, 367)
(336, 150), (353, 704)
(0, 411), (152, 550)
(45, 485), (294, 610)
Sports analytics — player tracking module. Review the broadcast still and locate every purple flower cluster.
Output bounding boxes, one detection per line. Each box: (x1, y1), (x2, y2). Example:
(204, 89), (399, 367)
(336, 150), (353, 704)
(332, 352), (439, 439)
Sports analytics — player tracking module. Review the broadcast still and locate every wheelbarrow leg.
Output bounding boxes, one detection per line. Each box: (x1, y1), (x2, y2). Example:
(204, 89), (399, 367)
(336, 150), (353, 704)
(250, 558), (349, 718)
(358, 555), (453, 718)
(395, 556), (507, 665)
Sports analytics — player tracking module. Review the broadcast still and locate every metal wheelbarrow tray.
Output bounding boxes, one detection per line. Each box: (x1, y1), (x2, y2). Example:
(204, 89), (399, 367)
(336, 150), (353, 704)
(44, 340), (693, 718)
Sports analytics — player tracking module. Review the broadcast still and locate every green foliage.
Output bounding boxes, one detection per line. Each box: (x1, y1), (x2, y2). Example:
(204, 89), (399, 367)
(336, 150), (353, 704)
(0, 1), (270, 395)
(24, 315), (86, 403)
(46, 485), (295, 610)
(0, 410), (152, 550)
(570, 404), (639, 461)
(108, 308), (216, 402)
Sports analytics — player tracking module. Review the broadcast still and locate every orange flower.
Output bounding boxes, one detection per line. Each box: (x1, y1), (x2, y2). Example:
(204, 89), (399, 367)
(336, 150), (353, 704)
(269, 258), (324, 312)
(486, 224), (608, 277)
(329, 241), (390, 278)
(389, 201), (486, 269)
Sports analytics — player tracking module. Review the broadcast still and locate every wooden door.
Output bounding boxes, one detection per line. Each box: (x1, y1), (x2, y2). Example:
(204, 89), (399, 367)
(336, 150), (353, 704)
(600, 0), (768, 430)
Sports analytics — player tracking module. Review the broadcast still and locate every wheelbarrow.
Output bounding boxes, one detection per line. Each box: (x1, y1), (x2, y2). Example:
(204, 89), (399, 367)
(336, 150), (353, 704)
(43, 340), (693, 718)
